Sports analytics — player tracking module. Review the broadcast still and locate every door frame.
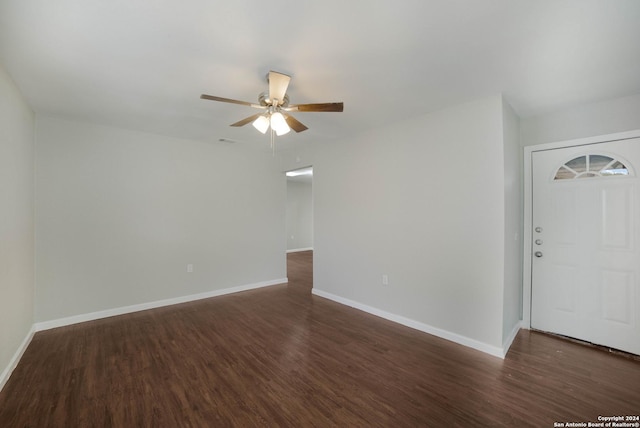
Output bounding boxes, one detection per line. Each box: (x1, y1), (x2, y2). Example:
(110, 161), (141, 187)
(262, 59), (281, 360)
(522, 129), (640, 329)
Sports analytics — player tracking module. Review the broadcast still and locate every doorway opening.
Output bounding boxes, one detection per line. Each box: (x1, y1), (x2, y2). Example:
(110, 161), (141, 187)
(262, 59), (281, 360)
(286, 166), (313, 290)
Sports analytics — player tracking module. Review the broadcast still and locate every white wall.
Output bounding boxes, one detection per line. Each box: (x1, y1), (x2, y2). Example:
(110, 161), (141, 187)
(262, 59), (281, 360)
(521, 92), (640, 146)
(281, 95), (510, 352)
(0, 65), (35, 387)
(286, 180), (313, 251)
(502, 100), (522, 345)
(35, 116), (286, 322)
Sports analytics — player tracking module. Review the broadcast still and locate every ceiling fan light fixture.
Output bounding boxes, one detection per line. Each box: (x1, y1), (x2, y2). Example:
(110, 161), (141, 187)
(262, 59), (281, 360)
(201, 70), (343, 140)
(270, 112), (290, 136)
(252, 115), (270, 134)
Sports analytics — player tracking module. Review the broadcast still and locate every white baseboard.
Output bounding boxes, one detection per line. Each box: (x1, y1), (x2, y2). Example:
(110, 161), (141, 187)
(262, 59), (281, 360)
(286, 247), (313, 253)
(312, 288), (508, 359)
(0, 325), (35, 392)
(35, 278), (287, 332)
(502, 320), (525, 357)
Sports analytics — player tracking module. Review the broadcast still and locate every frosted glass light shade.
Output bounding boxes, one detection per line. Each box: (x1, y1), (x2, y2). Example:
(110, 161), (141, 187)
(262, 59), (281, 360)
(270, 112), (290, 136)
(252, 115), (270, 134)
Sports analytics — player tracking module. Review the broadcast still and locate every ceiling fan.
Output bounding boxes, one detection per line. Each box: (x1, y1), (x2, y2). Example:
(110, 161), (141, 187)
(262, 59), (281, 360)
(200, 71), (343, 136)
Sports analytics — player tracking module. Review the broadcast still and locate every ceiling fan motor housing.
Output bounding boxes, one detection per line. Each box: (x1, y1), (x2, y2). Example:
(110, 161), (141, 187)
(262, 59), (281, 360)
(259, 91), (289, 107)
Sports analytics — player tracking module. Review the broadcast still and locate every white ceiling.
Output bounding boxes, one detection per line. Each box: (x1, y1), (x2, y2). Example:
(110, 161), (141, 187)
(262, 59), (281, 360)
(1, 0), (640, 149)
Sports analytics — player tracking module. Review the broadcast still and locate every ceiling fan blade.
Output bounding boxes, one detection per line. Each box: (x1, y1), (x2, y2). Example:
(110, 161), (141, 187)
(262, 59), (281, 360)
(268, 71), (291, 105)
(284, 114), (309, 133)
(230, 113), (263, 127)
(285, 102), (344, 112)
(200, 94), (262, 108)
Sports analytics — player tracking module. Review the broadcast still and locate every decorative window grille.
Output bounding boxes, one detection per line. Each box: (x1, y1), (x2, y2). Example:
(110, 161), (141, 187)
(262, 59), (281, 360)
(554, 155), (630, 180)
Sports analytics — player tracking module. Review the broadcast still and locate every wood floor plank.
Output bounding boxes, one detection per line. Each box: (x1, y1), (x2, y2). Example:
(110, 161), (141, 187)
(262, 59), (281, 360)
(1, 250), (639, 426)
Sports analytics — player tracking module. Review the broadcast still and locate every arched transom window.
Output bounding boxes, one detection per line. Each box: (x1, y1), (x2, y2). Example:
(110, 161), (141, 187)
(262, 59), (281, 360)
(554, 154), (630, 180)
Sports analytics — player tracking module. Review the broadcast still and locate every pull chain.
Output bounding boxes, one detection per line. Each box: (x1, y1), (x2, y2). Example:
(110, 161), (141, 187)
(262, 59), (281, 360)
(270, 128), (276, 155)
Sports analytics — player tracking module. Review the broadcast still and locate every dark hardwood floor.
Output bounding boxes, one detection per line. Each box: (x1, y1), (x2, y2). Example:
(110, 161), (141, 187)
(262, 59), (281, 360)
(1, 250), (639, 427)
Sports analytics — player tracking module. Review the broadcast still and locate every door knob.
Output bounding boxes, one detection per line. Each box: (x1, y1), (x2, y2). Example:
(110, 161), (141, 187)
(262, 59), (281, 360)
(535, 227), (543, 233)
(534, 251), (543, 258)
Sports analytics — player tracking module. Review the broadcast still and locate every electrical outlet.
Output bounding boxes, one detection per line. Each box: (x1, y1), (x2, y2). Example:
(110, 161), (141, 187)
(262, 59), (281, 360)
(382, 274), (389, 286)
(187, 264), (194, 273)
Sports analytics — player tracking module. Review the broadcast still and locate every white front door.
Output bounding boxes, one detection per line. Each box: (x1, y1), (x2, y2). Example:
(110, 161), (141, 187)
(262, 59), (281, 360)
(531, 138), (640, 355)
